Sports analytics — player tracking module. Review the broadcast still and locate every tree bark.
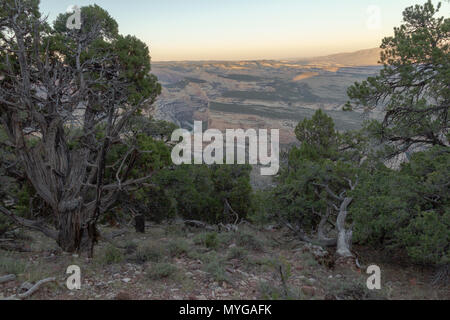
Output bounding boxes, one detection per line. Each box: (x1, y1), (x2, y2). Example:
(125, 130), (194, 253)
(134, 215), (145, 233)
(56, 208), (97, 254)
(336, 197), (354, 258)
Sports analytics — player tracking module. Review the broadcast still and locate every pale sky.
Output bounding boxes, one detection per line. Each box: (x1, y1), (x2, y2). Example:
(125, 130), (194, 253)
(39, 0), (449, 61)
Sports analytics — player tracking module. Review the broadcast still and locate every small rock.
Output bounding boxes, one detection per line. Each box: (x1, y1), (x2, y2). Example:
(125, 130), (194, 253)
(122, 278), (132, 283)
(301, 286), (316, 296)
(106, 293), (115, 299)
(114, 292), (132, 300)
(308, 278), (316, 284)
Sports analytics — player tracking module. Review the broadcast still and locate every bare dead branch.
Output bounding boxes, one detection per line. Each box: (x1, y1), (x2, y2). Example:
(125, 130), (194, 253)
(0, 206), (58, 240)
(0, 274), (16, 284)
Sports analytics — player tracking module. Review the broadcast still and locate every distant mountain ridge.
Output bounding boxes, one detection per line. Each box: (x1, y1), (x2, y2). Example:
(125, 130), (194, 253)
(154, 48), (383, 67)
(299, 48), (382, 66)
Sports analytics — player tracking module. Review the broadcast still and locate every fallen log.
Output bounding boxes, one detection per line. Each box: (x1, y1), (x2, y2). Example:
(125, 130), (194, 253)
(0, 243), (33, 252)
(184, 220), (217, 231)
(2, 277), (56, 300)
(0, 274), (16, 284)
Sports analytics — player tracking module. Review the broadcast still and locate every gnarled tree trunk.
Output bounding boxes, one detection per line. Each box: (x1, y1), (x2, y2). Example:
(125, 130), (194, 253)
(56, 208), (98, 254)
(335, 197), (354, 259)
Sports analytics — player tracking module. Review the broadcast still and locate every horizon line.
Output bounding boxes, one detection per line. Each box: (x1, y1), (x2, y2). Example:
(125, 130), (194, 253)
(151, 47), (381, 63)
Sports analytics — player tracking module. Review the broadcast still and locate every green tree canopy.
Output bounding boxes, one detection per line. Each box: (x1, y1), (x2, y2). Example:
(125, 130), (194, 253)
(347, 1), (449, 155)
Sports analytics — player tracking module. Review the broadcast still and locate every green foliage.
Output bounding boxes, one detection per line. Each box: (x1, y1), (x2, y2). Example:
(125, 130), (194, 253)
(112, 35), (161, 105)
(204, 232), (219, 250)
(167, 239), (190, 257)
(1, 1), (162, 255)
(274, 156), (358, 231)
(351, 147), (449, 265)
(123, 241), (138, 255)
(227, 246), (248, 260)
(103, 127), (174, 223)
(52, 5), (161, 108)
(101, 116), (254, 224)
(0, 0), (41, 25)
(146, 263), (178, 280)
(152, 163), (254, 224)
(347, 1), (449, 152)
(204, 257), (230, 283)
(248, 190), (274, 225)
(286, 109), (449, 267)
(400, 210), (449, 265)
(235, 230), (266, 252)
(0, 255), (27, 275)
(326, 276), (386, 300)
(194, 232), (220, 250)
(282, 109), (448, 266)
(99, 245), (124, 265)
(259, 281), (295, 300)
(295, 109), (338, 159)
(0, 125), (50, 233)
(272, 110), (362, 235)
(343, 1), (450, 266)
(136, 119), (178, 142)
(54, 4), (118, 40)
(258, 257), (303, 300)
(133, 244), (165, 263)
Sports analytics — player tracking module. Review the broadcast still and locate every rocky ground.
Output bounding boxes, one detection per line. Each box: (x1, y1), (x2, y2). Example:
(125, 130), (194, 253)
(0, 223), (448, 300)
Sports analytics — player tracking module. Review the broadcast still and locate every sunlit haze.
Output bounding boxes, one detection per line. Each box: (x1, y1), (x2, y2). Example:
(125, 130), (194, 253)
(37, 0), (450, 61)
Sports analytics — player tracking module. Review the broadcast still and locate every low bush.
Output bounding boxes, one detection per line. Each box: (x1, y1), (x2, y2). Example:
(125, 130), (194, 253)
(146, 263), (178, 280)
(134, 244), (165, 264)
(0, 256), (27, 275)
(99, 245), (124, 265)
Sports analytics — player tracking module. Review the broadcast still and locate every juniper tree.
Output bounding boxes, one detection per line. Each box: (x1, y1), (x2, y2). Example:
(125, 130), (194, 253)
(0, 1), (161, 256)
(346, 1), (449, 156)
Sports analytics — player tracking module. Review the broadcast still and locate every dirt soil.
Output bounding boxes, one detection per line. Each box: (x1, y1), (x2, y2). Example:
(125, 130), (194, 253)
(1, 223), (448, 300)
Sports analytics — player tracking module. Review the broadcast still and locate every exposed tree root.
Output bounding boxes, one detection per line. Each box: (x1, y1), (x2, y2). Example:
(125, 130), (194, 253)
(2, 277), (56, 300)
